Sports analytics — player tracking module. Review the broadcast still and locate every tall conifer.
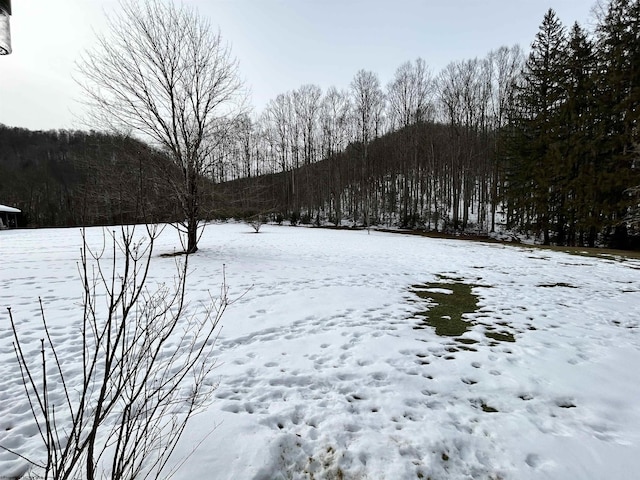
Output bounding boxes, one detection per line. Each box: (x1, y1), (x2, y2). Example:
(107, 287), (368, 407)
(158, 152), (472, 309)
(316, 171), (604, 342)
(504, 9), (566, 244)
(594, 0), (640, 247)
(561, 23), (599, 245)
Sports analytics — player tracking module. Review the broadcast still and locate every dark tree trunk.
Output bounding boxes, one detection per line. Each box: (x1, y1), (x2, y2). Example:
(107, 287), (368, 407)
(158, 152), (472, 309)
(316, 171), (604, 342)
(186, 169), (199, 254)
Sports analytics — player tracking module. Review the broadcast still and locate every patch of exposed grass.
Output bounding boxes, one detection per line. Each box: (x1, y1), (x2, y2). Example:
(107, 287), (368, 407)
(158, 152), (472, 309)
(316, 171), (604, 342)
(537, 282), (577, 288)
(485, 330), (516, 343)
(531, 244), (640, 263)
(411, 277), (517, 345)
(481, 402), (499, 413)
(412, 280), (478, 337)
(375, 226), (640, 262)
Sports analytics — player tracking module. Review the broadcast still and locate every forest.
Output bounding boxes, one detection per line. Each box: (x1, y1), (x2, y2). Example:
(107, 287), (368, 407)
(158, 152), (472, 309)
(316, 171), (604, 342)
(0, 127), (179, 226)
(1, 1), (639, 249)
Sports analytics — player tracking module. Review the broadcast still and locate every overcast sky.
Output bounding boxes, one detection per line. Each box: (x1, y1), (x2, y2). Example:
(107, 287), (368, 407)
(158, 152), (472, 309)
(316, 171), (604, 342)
(1, 0), (595, 131)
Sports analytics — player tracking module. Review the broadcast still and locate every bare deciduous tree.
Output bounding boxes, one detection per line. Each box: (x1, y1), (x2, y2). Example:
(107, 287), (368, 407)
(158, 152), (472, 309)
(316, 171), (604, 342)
(351, 70), (385, 147)
(351, 70), (385, 227)
(293, 84), (323, 167)
(1, 226), (228, 479)
(320, 87), (352, 224)
(487, 45), (524, 231)
(320, 87), (352, 159)
(387, 59), (434, 226)
(387, 58), (434, 129)
(77, 0), (246, 253)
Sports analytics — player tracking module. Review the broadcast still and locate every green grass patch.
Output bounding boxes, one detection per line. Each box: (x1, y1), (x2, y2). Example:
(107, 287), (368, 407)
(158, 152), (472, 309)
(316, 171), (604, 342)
(485, 330), (516, 343)
(412, 280), (479, 337)
(411, 277), (517, 345)
(411, 276), (484, 340)
(481, 402), (499, 413)
(530, 244), (640, 262)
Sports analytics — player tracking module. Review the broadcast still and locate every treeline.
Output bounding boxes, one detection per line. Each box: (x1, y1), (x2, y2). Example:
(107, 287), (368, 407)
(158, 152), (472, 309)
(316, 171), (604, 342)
(220, 121), (499, 232)
(3, 0), (639, 249)
(503, 3), (640, 248)
(0, 126), (179, 226)
(214, 46), (524, 234)
(219, 1), (639, 248)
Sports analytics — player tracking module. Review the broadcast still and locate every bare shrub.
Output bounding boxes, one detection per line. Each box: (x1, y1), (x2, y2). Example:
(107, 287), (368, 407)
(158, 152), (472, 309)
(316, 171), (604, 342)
(2, 225), (227, 479)
(247, 214), (266, 233)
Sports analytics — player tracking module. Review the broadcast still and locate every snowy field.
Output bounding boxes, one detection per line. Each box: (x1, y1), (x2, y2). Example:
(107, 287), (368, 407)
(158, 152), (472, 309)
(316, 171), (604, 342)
(1, 223), (640, 479)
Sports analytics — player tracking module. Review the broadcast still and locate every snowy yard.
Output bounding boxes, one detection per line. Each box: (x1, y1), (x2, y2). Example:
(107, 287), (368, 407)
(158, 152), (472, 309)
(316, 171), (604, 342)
(1, 223), (640, 479)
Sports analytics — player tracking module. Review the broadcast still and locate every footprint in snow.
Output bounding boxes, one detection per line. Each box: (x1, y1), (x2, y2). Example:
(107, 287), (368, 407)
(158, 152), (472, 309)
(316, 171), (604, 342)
(525, 453), (541, 468)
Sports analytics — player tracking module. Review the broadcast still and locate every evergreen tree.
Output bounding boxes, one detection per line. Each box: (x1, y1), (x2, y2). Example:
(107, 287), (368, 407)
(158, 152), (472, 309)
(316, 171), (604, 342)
(594, 0), (640, 247)
(504, 9), (567, 244)
(560, 22), (599, 246)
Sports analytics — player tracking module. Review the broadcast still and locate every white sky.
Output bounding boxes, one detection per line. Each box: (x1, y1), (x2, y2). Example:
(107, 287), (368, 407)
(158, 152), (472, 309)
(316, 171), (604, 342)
(0, 0), (595, 131)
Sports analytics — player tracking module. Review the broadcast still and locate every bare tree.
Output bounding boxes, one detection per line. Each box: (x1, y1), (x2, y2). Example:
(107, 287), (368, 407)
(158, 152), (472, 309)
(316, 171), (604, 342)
(293, 84), (323, 166)
(1, 226), (229, 479)
(488, 45), (524, 131)
(351, 70), (385, 147)
(387, 58), (434, 129)
(320, 87), (352, 224)
(487, 45), (524, 231)
(351, 70), (385, 226)
(320, 87), (352, 159)
(77, 0), (246, 253)
(263, 93), (294, 174)
(292, 84), (322, 219)
(246, 213), (267, 233)
(387, 58), (434, 226)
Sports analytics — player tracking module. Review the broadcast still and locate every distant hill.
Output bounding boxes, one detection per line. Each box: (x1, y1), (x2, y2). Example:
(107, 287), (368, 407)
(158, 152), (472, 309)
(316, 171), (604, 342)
(2, 122), (637, 250)
(0, 125), (180, 227)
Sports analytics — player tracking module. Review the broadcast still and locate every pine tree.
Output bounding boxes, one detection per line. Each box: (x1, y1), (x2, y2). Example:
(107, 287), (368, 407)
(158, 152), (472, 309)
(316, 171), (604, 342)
(594, 0), (640, 247)
(560, 22), (599, 246)
(504, 9), (567, 244)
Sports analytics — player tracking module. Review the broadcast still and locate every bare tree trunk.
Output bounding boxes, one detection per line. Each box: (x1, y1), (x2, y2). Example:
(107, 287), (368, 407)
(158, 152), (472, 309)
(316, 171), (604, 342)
(77, 0), (246, 253)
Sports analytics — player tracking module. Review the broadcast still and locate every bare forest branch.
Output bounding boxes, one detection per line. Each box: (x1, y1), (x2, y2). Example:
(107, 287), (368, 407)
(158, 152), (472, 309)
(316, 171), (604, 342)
(1, 226), (227, 479)
(76, 0), (247, 253)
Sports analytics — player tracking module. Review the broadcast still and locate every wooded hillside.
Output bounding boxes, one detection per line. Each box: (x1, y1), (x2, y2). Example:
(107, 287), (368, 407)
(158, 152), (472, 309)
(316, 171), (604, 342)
(2, 1), (639, 249)
(0, 126), (179, 226)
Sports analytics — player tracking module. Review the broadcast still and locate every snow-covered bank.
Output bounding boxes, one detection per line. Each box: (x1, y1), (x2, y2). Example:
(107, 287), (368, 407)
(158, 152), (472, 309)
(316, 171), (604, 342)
(1, 224), (639, 479)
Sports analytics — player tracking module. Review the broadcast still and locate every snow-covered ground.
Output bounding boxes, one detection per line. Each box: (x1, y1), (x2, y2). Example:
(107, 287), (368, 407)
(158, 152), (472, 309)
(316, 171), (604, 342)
(1, 223), (640, 479)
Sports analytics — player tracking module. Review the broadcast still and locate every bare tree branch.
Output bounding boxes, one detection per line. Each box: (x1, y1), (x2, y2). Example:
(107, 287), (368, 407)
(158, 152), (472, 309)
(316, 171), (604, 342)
(2, 226), (228, 479)
(76, 0), (248, 253)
